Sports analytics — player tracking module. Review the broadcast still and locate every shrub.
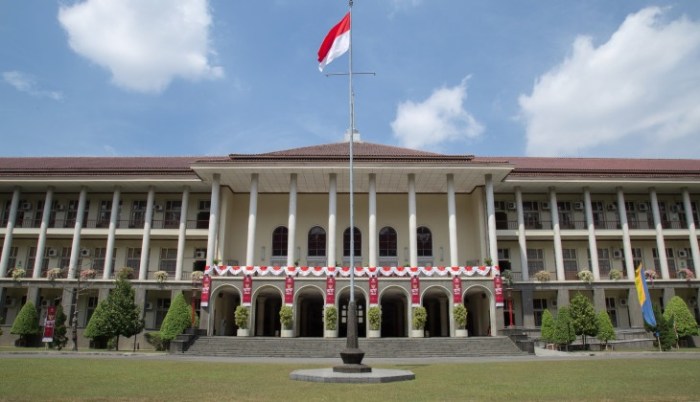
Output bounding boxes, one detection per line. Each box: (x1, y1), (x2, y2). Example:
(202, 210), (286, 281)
(10, 301), (40, 345)
(154, 271), (168, 283)
(596, 310), (616, 348)
(324, 305), (338, 330)
(191, 271), (204, 281)
(234, 305), (250, 330)
(11, 268), (25, 282)
(535, 270), (551, 282)
(79, 269), (97, 280)
(412, 306), (427, 330)
(501, 270), (514, 287)
(84, 300), (112, 342)
(368, 306), (381, 331)
(608, 269), (623, 280)
(552, 307), (575, 350)
(569, 293), (598, 348)
(279, 306), (294, 330)
(159, 293), (191, 342)
(52, 305), (68, 350)
(663, 296), (698, 346)
(648, 304), (675, 351)
(577, 270), (593, 284)
(453, 304), (468, 329)
(47, 268), (63, 281)
(540, 309), (555, 343)
(116, 267), (135, 280)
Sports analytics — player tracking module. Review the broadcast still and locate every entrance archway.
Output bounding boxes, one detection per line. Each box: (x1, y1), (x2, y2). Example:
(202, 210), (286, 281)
(296, 286), (324, 337)
(253, 286), (282, 337)
(212, 285), (241, 336)
(423, 286), (450, 337)
(380, 286), (408, 337)
(464, 286), (491, 336)
(338, 287), (367, 338)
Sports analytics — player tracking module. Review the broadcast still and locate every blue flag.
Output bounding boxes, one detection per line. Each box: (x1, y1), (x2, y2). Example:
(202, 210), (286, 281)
(634, 265), (657, 327)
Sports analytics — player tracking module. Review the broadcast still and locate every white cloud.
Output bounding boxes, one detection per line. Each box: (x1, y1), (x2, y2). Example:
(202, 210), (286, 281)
(391, 78), (484, 150)
(519, 7), (700, 157)
(2, 71), (63, 100)
(58, 0), (223, 94)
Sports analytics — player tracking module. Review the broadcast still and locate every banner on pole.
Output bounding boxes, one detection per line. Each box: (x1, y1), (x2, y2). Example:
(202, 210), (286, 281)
(285, 275), (295, 306)
(242, 275), (253, 306)
(411, 275), (420, 305)
(369, 275), (379, 306)
(452, 276), (462, 304)
(494, 275), (504, 308)
(326, 275), (336, 305)
(200, 274), (211, 307)
(42, 305), (57, 343)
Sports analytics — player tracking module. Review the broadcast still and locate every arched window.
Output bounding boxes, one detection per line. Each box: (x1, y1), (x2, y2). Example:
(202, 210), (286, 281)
(417, 226), (432, 257)
(343, 227), (361, 257)
(378, 226), (397, 257)
(272, 226), (288, 257)
(307, 226), (326, 257)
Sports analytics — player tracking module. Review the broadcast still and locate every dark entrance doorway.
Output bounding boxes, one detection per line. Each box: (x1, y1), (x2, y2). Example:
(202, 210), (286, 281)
(297, 289), (324, 337)
(380, 287), (408, 337)
(254, 287), (282, 336)
(423, 287), (449, 337)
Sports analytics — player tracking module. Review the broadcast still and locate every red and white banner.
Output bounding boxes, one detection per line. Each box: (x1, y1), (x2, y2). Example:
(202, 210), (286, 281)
(326, 275), (336, 305)
(317, 12), (351, 71)
(42, 305), (56, 343)
(452, 275), (463, 304)
(206, 265), (493, 278)
(242, 275), (253, 306)
(200, 274), (211, 307)
(411, 275), (420, 305)
(285, 275), (294, 306)
(369, 276), (379, 306)
(494, 275), (504, 308)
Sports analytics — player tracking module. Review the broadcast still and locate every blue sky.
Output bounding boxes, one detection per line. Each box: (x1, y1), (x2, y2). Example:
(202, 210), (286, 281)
(1, 1), (700, 158)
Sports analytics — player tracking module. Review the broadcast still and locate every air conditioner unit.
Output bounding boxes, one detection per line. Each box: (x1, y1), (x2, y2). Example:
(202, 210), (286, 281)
(507, 202), (517, 211)
(154, 205), (164, 212)
(619, 298), (627, 307)
(145, 302), (154, 310)
(21, 202), (32, 210)
(56, 204), (65, 211)
(612, 249), (623, 259)
(607, 204), (617, 211)
(195, 251), (206, 259)
(679, 260), (688, 269)
(573, 202), (584, 210)
(80, 248), (91, 257)
(678, 249), (688, 258)
(4, 296), (16, 307)
(541, 202), (550, 210)
(48, 248), (58, 257)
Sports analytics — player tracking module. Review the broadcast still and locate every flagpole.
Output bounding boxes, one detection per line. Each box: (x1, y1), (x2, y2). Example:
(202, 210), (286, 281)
(348, 0), (355, 305)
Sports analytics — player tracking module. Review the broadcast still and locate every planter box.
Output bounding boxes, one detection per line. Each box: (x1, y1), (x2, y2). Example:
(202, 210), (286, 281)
(368, 329), (381, 338)
(411, 329), (424, 338)
(237, 328), (249, 337)
(281, 329), (294, 338)
(324, 329), (338, 338)
(455, 329), (468, 338)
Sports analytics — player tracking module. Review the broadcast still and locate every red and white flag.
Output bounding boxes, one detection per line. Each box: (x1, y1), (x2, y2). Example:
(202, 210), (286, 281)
(317, 12), (351, 71)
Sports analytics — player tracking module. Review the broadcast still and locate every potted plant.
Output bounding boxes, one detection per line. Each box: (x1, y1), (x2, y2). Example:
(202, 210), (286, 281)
(577, 270), (593, 284)
(11, 268), (25, 282)
(535, 270), (551, 282)
(116, 267), (135, 280)
(368, 305), (381, 338)
(453, 304), (468, 337)
(412, 306), (427, 338)
(324, 305), (338, 338)
(190, 271), (204, 281)
(679, 268), (695, 282)
(609, 269), (623, 281)
(234, 305), (250, 337)
(484, 257), (493, 266)
(501, 270), (514, 287)
(280, 305), (294, 337)
(645, 270), (657, 286)
(154, 270), (168, 284)
(47, 268), (63, 281)
(79, 268), (97, 280)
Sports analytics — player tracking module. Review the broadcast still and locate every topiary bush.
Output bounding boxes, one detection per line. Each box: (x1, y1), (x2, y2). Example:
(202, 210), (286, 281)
(596, 310), (616, 349)
(324, 305), (338, 331)
(235, 305), (249, 330)
(159, 293), (191, 343)
(280, 305), (294, 330)
(10, 301), (40, 346)
(368, 306), (381, 331)
(540, 309), (555, 343)
(663, 296), (698, 347)
(412, 306), (427, 330)
(453, 304), (468, 329)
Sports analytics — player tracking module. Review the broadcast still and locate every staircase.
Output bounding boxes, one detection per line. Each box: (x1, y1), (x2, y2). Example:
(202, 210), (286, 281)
(182, 336), (529, 358)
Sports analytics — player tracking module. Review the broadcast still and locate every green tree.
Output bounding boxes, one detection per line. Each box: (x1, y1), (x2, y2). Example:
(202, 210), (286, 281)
(52, 305), (68, 350)
(646, 304), (675, 351)
(159, 292), (191, 343)
(540, 309), (555, 343)
(552, 307), (576, 351)
(10, 301), (40, 346)
(106, 277), (144, 351)
(596, 310), (616, 349)
(569, 293), (598, 349)
(663, 296), (698, 347)
(84, 300), (113, 347)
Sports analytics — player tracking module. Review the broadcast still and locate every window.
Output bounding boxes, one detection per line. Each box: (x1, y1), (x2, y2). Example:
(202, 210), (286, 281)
(196, 200), (210, 229)
(26, 247), (50, 277)
(605, 297), (618, 327)
(86, 296), (99, 326)
(495, 212), (509, 230)
(65, 200), (90, 228)
(307, 226), (326, 257)
(92, 248), (115, 277)
(590, 201), (606, 229)
(164, 200), (181, 229)
(417, 226), (432, 257)
(1, 247), (18, 275)
(272, 226), (288, 257)
(557, 202), (574, 229)
(96, 200), (112, 228)
(58, 248), (70, 272)
(498, 248), (512, 273)
(625, 201), (638, 229)
(343, 227), (361, 257)
(379, 227), (397, 257)
(527, 248), (544, 276)
(563, 248), (578, 280)
(523, 201), (541, 229)
(589, 248), (612, 277)
(130, 200), (147, 228)
(533, 298), (548, 326)
(126, 248), (141, 271)
(652, 248), (671, 277)
(159, 248), (177, 274)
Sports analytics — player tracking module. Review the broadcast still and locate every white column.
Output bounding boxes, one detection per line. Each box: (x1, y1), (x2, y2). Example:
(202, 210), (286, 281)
(485, 174), (498, 268)
(175, 186), (190, 280)
(515, 187), (528, 280)
(0, 187), (20, 277)
(550, 187), (564, 281)
(682, 188), (700, 277)
(33, 187), (54, 278)
(245, 174), (259, 267)
(139, 187), (155, 281)
(584, 188), (600, 280)
(287, 174), (297, 267)
(207, 174), (221, 267)
(447, 174), (459, 267)
(617, 187), (635, 280)
(408, 174), (417, 267)
(650, 188), (669, 279)
(328, 174), (337, 267)
(68, 187), (88, 279)
(368, 173), (377, 268)
(102, 187), (120, 279)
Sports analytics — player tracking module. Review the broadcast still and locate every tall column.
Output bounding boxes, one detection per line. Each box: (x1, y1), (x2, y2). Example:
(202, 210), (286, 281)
(649, 188), (669, 279)
(485, 174), (498, 268)
(138, 186), (155, 281)
(328, 174), (337, 267)
(515, 187), (528, 280)
(550, 187), (564, 281)
(103, 187), (120, 279)
(408, 174), (417, 267)
(206, 174), (221, 267)
(0, 187), (20, 277)
(584, 188), (600, 280)
(245, 174), (259, 267)
(287, 174), (297, 267)
(33, 187), (54, 278)
(617, 187), (635, 280)
(682, 188), (700, 277)
(447, 174), (459, 267)
(175, 186), (190, 280)
(368, 174), (377, 268)
(68, 187), (87, 279)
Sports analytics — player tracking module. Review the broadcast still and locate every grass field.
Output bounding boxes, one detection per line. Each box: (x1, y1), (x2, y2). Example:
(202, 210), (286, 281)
(0, 355), (699, 401)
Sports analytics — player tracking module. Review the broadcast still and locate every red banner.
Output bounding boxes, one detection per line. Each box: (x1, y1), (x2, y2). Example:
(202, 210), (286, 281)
(326, 275), (336, 305)
(494, 275), (504, 308)
(242, 275), (253, 306)
(452, 276), (462, 304)
(369, 276), (379, 306)
(285, 275), (294, 306)
(42, 305), (56, 343)
(411, 275), (420, 305)
(200, 274), (211, 307)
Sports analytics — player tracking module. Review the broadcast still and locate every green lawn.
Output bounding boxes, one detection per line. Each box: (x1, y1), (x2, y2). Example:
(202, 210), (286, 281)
(0, 356), (698, 401)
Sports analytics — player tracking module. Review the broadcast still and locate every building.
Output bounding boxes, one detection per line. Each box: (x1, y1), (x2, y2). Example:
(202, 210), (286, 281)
(1, 136), (699, 347)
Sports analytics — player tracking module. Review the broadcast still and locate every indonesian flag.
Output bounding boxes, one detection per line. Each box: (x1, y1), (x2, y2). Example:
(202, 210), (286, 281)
(317, 12), (351, 72)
